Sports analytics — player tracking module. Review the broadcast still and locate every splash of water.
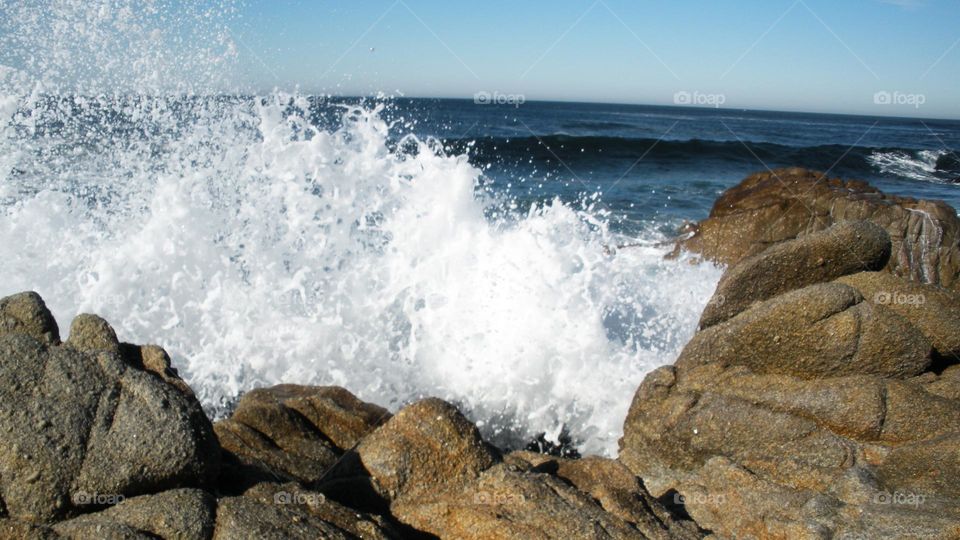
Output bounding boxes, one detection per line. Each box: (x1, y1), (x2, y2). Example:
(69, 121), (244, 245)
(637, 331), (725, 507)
(0, 2), (721, 455)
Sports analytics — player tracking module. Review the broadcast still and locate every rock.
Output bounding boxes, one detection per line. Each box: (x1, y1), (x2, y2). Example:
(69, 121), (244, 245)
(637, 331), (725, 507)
(836, 271), (960, 363)
(700, 221), (891, 328)
(675, 168), (960, 290)
(0, 291), (60, 345)
(271, 385), (390, 451)
(619, 361), (960, 538)
(65, 314), (120, 355)
(0, 292), (219, 523)
(214, 392), (340, 490)
(677, 283), (932, 379)
(355, 398), (499, 502)
(238, 482), (400, 539)
(129, 344), (195, 397)
(52, 489), (215, 540)
(214, 385), (388, 492)
(915, 364), (960, 400)
(506, 452), (702, 540)
(213, 494), (353, 540)
(392, 463), (649, 540)
(212, 482), (399, 540)
(0, 519), (60, 539)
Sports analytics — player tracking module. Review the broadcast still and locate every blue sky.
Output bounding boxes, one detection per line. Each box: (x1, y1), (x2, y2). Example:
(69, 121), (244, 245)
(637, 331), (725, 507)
(225, 0), (960, 118)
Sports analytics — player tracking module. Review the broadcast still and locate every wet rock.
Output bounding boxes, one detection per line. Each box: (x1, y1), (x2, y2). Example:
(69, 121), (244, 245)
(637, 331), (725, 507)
(65, 314), (120, 355)
(506, 452), (702, 540)
(836, 271), (960, 362)
(620, 361), (960, 538)
(51, 489), (215, 540)
(214, 385), (388, 492)
(678, 283), (932, 379)
(355, 398), (499, 502)
(0, 292), (219, 523)
(675, 168), (960, 290)
(392, 463), (648, 540)
(0, 291), (59, 345)
(700, 221), (891, 328)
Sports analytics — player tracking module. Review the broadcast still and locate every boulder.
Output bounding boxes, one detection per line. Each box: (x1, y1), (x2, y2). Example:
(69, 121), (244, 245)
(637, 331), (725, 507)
(213, 494), (353, 540)
(52, 488), (215, 540)
(675, 168), (960, 290)
(65, 314), (120, 355)
(0, 291), (59, 345)
(0, 292), (219, 523)
(505, 453), (702, 540)
(835, 271), (960, 362)
(212, 482), (399, 539)
(700, 220), (891, 328)
(355, 398), (499, 502)
(914, 364), (960, 400)
(392, 462), (652, 540)
(677, 283), (932, 379)
(214, 385), (388, 492)
(247, 384), (390, 451)
(619, 361), (960, 538)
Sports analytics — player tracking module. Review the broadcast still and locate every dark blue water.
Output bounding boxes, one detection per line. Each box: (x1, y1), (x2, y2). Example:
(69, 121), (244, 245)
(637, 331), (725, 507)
(367, 98), (960, 235)
(13, 95), (960, 238)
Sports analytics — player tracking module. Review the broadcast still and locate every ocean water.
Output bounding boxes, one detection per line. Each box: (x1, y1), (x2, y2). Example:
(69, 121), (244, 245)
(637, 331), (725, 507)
(1, 2), (958, 456)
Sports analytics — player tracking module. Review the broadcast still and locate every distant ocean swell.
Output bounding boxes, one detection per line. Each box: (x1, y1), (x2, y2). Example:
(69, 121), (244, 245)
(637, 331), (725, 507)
(446, 135), (960, 184)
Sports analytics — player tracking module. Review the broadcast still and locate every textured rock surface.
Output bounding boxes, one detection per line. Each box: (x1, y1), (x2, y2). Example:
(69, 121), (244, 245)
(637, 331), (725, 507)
(0, 293), (219, 524)
(620, 362), (960, 539)
(836, 271), (960, 362)
(356, 398), (499, 502)
(677, 282), (932, 379)
(699, 220), (891, 328)
(214, 384), (389, 492)
(212, 482), (398, 540)
(52, 488), (216, 540)
(0, 291), (60, 345)
(675, 168), (960, 290)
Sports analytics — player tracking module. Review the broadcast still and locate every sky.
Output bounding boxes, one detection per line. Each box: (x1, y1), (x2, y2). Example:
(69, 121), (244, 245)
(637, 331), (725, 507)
(223, 0), (960, 119)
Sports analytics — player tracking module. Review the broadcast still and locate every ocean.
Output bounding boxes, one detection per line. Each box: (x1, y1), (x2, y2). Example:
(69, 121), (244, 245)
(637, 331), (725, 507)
(2, 93), (958, 455)
(3, 0), (960, 454)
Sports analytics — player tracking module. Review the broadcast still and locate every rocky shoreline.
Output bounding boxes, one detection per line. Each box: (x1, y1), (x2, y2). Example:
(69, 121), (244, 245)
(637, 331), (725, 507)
(1, 168), (958, 539)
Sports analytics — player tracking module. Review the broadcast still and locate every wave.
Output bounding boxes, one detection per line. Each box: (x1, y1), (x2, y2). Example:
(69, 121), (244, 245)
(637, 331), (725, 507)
(446, 134), (960, 184)
(0, 0), (724, 455)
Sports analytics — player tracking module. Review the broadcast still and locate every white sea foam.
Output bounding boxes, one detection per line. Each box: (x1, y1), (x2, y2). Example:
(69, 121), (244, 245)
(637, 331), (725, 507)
(867, 149), (946, 183)
(0, 1), (722, 455)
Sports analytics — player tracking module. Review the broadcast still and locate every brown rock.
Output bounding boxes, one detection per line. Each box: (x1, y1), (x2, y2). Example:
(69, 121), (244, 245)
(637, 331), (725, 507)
(355, 398), (499, 502)
(619, 361), (960, 539)
(236, 482), (400, 539)
(213, 494), (353, 540)
(214, 385), (389, 492)
(0, 291), (60, 345)
(392, 463), (647, 540)
(700, 221), (890, 328)
(677, 283), (932, 379)
(675, 168), (960, 290)
(52, 489), (215, 540)
(249, 384), (390, 451)
(836, 271), (960, 362)
(65, 314), (120, 355)
(0, 293), (219, 524)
